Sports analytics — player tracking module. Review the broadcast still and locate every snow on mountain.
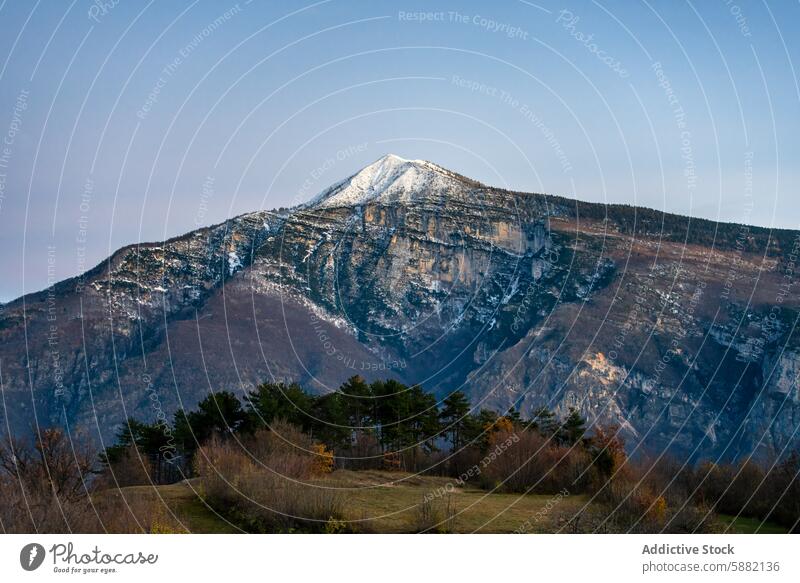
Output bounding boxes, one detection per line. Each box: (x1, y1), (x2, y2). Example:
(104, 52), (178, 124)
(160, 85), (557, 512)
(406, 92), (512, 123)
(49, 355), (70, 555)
(306, 154), (468, 209)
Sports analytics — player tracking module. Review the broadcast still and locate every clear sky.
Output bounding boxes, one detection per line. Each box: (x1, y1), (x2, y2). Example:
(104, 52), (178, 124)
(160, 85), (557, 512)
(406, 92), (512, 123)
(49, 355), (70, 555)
(0, 0), (798, 301)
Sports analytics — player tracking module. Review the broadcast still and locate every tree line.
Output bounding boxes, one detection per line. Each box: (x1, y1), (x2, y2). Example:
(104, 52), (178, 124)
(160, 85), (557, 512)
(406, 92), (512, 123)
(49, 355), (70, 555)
(2, 375), (797, 533)
(103, 375), (589, 470)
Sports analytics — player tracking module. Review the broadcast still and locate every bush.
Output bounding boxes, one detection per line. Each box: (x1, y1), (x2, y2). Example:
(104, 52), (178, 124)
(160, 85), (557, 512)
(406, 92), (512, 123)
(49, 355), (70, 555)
(483, 429), (589, 494)
(693, 455), (800, 531)
(591, 460), (721, 534)
(98, 444), (154, 488)
(0, 428), (179, 533)
(91, 490), (187, 533)
(196, 421), (345, 532)
(412, 493), (458, 533)
(762, 454), (800, 531)
(334, 431), (383, 471)
(0, 429), (98, 533)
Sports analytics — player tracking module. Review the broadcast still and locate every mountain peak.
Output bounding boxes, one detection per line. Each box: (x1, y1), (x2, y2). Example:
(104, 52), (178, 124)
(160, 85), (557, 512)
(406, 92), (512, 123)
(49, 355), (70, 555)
(376, 153), (413, 164)
(306, 154), (465, 209)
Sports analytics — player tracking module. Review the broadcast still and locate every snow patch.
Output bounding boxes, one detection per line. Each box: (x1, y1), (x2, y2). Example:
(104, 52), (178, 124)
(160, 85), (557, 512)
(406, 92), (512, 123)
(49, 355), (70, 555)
(305, 154), (467, 209)
(501, 276), (520, 304)
(228, 251), (242, 275)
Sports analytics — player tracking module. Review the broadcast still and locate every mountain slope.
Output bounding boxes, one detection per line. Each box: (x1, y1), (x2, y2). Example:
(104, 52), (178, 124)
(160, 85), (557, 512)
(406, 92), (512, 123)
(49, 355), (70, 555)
(1, 154), (798, 461)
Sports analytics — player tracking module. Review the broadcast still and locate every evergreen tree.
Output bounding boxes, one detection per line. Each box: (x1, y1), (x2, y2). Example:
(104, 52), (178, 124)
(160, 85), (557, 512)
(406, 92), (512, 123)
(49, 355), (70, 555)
(102, 418), (172, 465)
(331, 375), (377, 454)
(439, 391), (472, 449)
(530, 406), (558, 437)
(173, 391), (249, 452)
(407, 384), (441, 454)
(559, 407), (587, 446)
(504, 406), (523, 428)
(246, 382), (314, 430)
(371, 379), (409, 450)
(310, 391), (350, 447)
(339, 376), (373, 429)
(464, 409), (500, 449)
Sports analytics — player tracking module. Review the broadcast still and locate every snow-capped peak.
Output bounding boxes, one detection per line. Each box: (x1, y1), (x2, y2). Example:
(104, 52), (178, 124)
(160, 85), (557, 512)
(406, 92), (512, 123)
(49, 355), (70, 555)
(306, 154), (468, 209)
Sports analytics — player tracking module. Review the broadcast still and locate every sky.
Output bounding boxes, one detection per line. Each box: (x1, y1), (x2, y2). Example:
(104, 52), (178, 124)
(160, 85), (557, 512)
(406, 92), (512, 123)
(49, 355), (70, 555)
(0, 0), (798, 301)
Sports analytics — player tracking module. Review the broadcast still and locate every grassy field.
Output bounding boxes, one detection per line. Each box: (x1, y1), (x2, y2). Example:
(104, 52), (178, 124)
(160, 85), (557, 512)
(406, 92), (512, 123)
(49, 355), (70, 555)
(314, 470), (589, 533)
(106, 480), (241, 533)
(109, 470), (589, 533)
(107, 470), (788, 534)
(716, 514), (788, 534)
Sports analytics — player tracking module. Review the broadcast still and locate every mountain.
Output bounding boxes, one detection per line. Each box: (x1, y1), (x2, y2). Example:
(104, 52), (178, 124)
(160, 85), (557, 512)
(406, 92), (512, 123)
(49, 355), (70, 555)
(1, 154), (799, 462)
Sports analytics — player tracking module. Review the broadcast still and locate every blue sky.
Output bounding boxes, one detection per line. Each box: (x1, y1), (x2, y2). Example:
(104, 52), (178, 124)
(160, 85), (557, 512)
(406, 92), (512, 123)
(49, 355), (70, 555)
(0, 0), (798, 301)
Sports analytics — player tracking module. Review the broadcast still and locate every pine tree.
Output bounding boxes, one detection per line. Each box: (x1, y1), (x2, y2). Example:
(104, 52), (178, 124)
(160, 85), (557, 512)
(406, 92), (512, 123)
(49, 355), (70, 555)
(531, 406), (558, 437)
(339, 376), (372, 429)
(172, 391), (248, 453)
(371, 379), (407, 450)
(310, 392), (350, 448)
(559, 407), (587, 446)
(246, 382), (314, 431)
(408, 384), (441, 453)
(505, 407), (523, 428)
(440, 391), (472, 450)
(102, 418), (170, 465)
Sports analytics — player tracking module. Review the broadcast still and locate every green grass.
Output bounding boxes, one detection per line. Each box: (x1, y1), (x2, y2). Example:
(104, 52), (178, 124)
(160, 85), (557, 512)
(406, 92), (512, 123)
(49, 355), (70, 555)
(115, 480), (241, 534)
(716, 514), (788, 534)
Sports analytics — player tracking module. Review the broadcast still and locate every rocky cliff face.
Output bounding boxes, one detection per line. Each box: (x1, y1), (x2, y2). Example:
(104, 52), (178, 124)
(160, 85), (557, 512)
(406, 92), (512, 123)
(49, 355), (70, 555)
(1, 154), (798, 461)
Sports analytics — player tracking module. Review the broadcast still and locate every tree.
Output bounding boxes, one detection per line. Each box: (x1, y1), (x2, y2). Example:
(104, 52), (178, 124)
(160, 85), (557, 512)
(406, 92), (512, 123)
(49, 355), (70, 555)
(339, 376), (373, 429)
(0, 429), (93, 504)
(0, 429), (96, 532)
(370, 379), (409, 450)
(406, 384), (441, 454)
(530, 406), (558, 437)
(589, 424), (626, 478)
(460, 409), (500, 449)
(504, 407), (523, 427)
(173, 391), (249, 452)
(102, 418), (174, 465)
(310, 392), (350, 447)
(439, 391), (472, 450)
(246, 382), (314, 431)
(558, 407), (587, 446)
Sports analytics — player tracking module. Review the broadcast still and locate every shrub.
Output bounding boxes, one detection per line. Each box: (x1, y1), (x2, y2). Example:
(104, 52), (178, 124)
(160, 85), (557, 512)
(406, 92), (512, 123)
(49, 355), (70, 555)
(483, 429), (589, 494)
(98, 444), (153, 488)
(0, 428), (189, 533)
(196, 422), (345, 532)
(312, 443), (335, 474)
(91, 490), (187, 533)
(0, 429), (98, 533)
(335, 431), (383, 471)
(591, 459), (722, 534)
(412, 493), (458, 533)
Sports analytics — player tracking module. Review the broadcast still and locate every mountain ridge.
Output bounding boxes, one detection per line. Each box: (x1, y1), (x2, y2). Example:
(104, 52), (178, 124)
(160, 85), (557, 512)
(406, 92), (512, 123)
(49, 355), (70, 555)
(1, 155), (798, 463)
(3, 153), (794, 307)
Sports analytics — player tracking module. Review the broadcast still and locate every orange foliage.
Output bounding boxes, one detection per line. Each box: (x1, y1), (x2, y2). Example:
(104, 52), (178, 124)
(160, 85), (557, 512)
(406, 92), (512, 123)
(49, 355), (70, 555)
(486, 416), (515, 439)
(312, 443), (335, 475)
(382, 451), (402, 471)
